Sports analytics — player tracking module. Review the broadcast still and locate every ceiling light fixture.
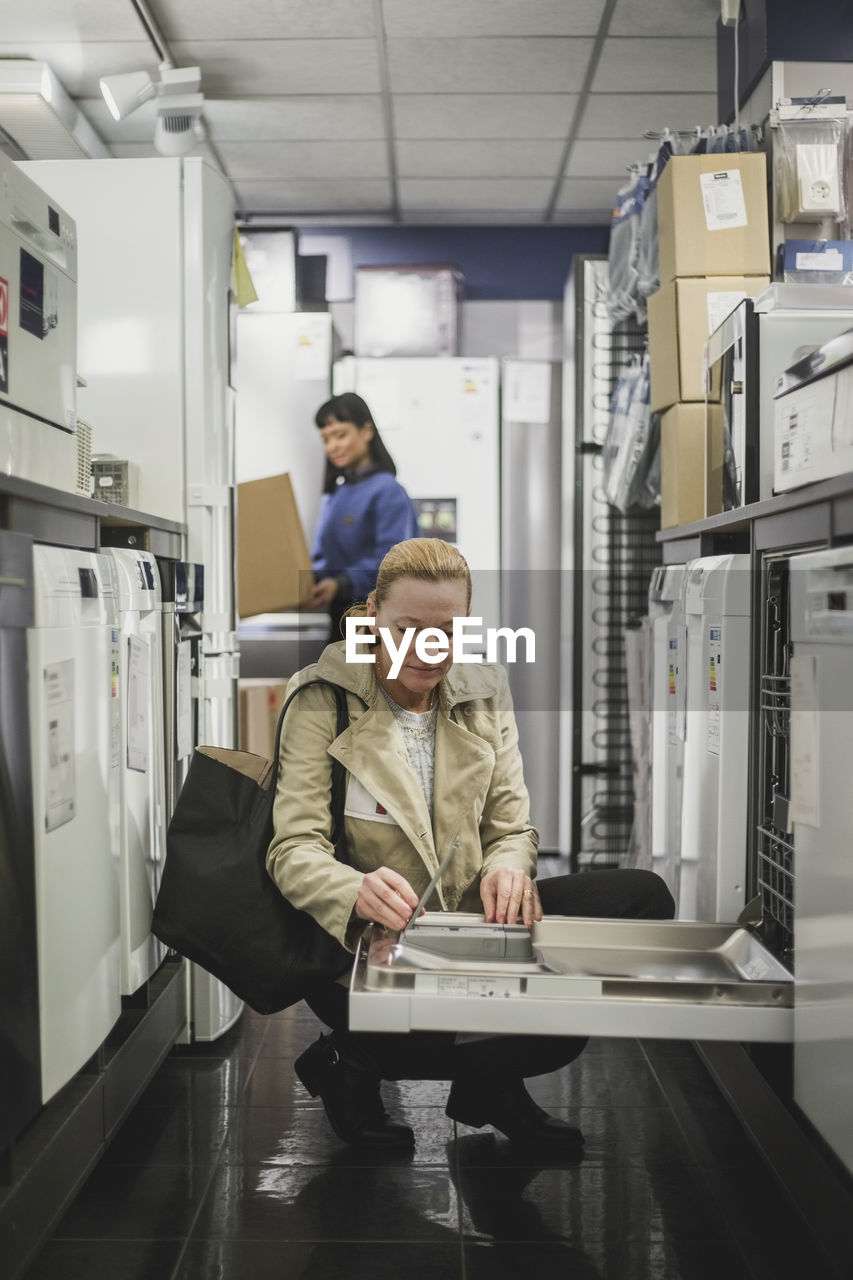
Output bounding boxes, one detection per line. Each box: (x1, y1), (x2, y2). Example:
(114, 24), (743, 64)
(99, 64), (203, 157)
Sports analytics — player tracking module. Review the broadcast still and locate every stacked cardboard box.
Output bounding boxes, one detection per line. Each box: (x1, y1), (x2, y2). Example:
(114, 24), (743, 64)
(238, 679), (290, 759)
(647, 154), (771, 527)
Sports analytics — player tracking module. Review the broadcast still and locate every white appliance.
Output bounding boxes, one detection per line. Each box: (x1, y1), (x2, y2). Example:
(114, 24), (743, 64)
(679, 554), (751, 923)
(0, 154), (77, 491)
(106, 548), (167, 996)
(333, 356), (501, 629)
(790, 546), (853, 1178)
(0, 531), (41, 1150)
(773, 324), (853, 494)
(705, 284), (853, 504)
(20, 157), (243, 1040)
(648, 563), (685, 902)
(28, 545), (121, 1102)
(235, 309), (332, 531)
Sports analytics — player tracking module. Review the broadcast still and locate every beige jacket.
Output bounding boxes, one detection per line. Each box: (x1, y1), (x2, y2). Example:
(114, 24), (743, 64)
(266, 641), (538, 952)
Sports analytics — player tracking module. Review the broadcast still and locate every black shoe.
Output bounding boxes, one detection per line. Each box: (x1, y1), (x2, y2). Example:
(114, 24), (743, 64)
(295, 1034), (414, 1149)
(446, 1078), (584, 1151)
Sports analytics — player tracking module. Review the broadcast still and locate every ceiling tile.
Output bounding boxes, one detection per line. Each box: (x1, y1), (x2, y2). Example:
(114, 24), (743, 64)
(0, 41), (157, 97)
(387, 38), (594, 94)
(399, 178), (551, 212)
(157, 0), (375, 39)
(1, 1), (143, 40)
(170, 39), (380, 96)
(592, 38), (717, 93)
(555, 178), (622, 213)
(610, 0), (719, 38)
(383, 0), (605, 37)
(396, 139), (564, 179)
(580, 92), (719, 137)
(201, 96), (385, 141)
(565, 138), (652, 178)
(235, 178), (392, 214)
(394, 94), (578, 139)
(218, 140), (388, 181)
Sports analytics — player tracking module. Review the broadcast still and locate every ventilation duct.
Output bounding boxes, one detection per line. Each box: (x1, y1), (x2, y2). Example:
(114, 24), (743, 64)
(0, 60), (110, 160)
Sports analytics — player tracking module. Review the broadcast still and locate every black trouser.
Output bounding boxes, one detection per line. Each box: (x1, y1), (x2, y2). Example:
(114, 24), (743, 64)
(303, 868), (675, 1084)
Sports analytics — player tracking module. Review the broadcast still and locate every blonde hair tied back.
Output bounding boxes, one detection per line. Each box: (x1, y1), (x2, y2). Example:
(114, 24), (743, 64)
(342, 538), (472, 629)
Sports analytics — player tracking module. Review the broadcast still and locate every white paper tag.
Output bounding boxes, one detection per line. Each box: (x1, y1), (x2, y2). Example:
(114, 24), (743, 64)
(706, 290), (747, 336)
(699, 170), (748, 231)
(796, 250), (845, 272)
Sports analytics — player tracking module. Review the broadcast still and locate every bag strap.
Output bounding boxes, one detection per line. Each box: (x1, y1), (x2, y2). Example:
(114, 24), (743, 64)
(272, 678), (357, 862)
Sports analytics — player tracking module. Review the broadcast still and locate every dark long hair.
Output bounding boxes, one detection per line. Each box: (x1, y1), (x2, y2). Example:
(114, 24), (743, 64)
(315, 392), (398, 494)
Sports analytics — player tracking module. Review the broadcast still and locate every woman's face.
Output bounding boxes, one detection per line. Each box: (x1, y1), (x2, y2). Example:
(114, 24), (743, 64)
(369, 575), (470, 707)
(318, 417), (373, 472)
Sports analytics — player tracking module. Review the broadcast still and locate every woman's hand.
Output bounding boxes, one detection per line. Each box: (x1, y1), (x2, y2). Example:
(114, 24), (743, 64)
(355, 867), (421, 932)
(309, 577), (340, 609)
(481, 868), (542, 929)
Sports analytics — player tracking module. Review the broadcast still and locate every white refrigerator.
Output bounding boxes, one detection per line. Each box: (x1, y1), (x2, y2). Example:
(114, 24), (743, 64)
(333, 356), (501, 630)
(20, 156), (242, 1040)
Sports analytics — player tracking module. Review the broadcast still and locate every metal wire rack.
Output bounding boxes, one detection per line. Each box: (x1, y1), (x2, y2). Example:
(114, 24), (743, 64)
(755, 555), (795, 964)
(571, 258), (660, 870)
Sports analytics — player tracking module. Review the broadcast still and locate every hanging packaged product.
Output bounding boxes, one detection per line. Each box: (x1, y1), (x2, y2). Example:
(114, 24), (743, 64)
(773, 103), (848, 224)
(607, 167), (648, 326)
(602, 353), (658, 514)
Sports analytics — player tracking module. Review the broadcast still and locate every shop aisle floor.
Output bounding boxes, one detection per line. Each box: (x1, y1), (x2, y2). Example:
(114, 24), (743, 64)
(24, 1001), (825, 1280)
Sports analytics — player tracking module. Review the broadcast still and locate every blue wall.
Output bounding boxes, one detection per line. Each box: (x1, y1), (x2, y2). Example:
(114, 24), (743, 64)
(717, 1), (853, 120)
(299, 225), (609, 302)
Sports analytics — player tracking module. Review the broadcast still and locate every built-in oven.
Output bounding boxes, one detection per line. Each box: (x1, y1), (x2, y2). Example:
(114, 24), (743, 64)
(0, 153), (78, 493)
(705, 284), (853, 512)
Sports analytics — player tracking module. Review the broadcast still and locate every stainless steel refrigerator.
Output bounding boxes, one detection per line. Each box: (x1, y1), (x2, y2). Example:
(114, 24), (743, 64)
(501, 359), (563, 854)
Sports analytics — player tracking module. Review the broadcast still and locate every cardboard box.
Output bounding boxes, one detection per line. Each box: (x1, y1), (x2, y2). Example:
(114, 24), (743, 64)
(657, 154), (771, 285)
(660, 402), (724, 529)
(648, 275), (770, 412)
(238, 680), (289, 758)
(775, 362), (853, 493)
(237, 473), (314, 617)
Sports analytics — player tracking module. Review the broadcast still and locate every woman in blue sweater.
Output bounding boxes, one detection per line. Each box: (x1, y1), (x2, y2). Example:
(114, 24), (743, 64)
(309, 392), (418, 638)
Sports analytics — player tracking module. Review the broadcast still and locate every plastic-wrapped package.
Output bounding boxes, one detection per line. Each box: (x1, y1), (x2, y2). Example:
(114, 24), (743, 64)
(602, 354), (658, 513)
(607, 168), (647, 325)
(637, 137), (678, 301)
(774, 116), (847, 223)
(601, 363), (638, 490)
(778, 238), (853, 284)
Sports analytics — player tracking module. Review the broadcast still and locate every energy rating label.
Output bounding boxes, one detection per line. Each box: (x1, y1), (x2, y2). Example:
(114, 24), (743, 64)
(707, 624), (722, 756)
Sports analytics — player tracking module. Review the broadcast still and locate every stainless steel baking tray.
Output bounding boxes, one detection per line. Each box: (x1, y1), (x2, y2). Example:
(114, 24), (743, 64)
(349, 915), (793, 1043)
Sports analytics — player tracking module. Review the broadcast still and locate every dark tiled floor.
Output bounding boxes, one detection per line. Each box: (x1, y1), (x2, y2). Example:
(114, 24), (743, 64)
(25, 1003), (827, 1280)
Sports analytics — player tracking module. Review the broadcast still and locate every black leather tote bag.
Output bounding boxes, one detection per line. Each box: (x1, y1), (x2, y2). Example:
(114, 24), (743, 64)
(152, 678), (354, 1014)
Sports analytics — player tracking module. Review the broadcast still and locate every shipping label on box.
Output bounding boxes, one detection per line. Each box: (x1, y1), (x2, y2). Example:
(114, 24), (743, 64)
(699, 170), (748, 230)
